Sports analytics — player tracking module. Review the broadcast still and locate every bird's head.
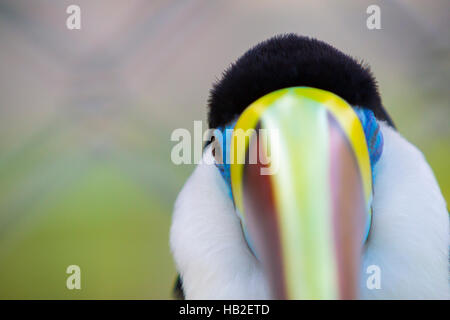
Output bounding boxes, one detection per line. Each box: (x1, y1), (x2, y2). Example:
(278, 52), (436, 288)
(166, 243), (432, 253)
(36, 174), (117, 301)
(207, 34), (393, 299)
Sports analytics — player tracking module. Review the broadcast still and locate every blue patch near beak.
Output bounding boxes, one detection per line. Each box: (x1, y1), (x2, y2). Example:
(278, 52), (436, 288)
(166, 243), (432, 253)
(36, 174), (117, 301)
(353, 107), (384, 179)
(213, 121), (236, 200)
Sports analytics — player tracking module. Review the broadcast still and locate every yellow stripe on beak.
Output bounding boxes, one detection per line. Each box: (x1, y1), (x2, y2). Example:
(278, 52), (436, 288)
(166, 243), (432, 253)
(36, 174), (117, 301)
(229, 87), (373, 299)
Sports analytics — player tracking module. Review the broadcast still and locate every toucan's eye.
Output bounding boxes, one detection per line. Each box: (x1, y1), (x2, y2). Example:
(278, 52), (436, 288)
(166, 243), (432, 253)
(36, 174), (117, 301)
(211, 135), (223, 164)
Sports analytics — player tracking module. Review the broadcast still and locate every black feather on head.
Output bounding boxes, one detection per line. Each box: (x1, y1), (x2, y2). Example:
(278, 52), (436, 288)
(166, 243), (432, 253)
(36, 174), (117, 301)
(208, 34), (394, 129)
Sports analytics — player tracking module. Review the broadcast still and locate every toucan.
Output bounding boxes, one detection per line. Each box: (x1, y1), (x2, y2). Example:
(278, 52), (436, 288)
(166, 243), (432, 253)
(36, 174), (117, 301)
(170, 34), (449, 299)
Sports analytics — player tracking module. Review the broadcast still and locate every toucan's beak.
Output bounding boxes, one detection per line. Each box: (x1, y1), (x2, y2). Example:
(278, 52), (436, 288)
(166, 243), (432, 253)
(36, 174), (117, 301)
(230, 87), (373, 299)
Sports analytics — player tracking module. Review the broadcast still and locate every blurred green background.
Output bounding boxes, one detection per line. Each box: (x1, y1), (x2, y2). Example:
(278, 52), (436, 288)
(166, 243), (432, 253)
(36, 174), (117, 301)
(0, 0), (448, 299)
